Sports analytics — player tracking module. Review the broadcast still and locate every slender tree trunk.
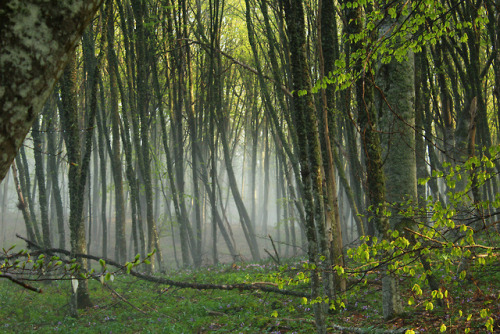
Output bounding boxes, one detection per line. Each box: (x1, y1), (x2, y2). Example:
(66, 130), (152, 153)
(96, 81), (108, 259)
(32, 112), (51, 247)
(18, 146), (42, 242)
(45, 94), (66, 249)
(318, 0), (345, 293)
(106, 0), (127, 263)
(12, 161), (37, 243)
(131, 0), (163, 271)
(261, 121), (270, 235)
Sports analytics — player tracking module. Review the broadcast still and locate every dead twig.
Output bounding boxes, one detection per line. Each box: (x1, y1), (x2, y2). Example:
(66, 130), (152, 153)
(102, 282), (147, 314)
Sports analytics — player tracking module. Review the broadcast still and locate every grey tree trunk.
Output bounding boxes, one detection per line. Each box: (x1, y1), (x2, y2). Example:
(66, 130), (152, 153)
(32, 114), (51, 247)
(0, 0), (104, 182)
(46, 94), (66, 249)
(12, 161), (37, 243)
(377, 8), (416, 320)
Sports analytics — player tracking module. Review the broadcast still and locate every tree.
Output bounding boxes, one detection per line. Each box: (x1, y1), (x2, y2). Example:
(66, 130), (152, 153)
(0, 0), (104, 182)
(59, 50), (95, 309)
(283, 0), (328, 331)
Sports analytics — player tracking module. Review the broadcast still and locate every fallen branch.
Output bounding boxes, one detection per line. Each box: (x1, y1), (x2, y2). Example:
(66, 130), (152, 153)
(330, 324), (408, 334)
(13, 234), (310, 298)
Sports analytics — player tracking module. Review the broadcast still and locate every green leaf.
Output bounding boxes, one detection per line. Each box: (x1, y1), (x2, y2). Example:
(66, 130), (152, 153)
(388, 7), (397, 19)
(440, 324), (446, 332)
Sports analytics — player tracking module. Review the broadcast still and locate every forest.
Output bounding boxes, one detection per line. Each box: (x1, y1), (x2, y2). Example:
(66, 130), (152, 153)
(0, 0), (499, 333)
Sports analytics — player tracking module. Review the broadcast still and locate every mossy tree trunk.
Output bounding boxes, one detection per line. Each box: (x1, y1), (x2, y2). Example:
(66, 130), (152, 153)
(59, 51), (94, 309)
(131, 0), (163, 272)
(318, 0), (346, 293)
(105, 0), (127, 263)
(0, 0), (104, 182)
(377, 5), (417, 319)
(283, 0), (328, 331)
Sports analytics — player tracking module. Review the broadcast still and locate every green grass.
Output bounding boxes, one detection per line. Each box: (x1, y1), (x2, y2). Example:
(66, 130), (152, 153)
(0, 260), (315, 333)
(0, 257), (499, 333)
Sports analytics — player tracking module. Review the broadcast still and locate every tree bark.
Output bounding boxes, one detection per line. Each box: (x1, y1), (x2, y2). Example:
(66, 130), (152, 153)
(283, 0), (327, 331)
(59, 51), (93, 309)
(31, 114), (51, 247)
(105, 0), (127, 263)
(0, 0), (104, 182)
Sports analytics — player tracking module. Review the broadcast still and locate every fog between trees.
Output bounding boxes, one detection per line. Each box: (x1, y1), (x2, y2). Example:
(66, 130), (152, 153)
(1, 0), (500, 332)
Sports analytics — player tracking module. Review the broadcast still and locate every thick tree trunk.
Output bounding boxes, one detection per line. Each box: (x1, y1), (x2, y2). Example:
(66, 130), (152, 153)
(377, 6), (416, 319)
(0, 0), (103, 182)
(59, 52), (93, 309)
(283, 0), (328, 331)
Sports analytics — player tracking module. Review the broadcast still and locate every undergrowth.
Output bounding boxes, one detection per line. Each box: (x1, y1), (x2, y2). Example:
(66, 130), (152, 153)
(0, 254), (499, 333)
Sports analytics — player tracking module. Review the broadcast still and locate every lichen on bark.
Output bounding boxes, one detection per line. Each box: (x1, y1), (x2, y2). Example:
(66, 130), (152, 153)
(0, 0), (103, 182)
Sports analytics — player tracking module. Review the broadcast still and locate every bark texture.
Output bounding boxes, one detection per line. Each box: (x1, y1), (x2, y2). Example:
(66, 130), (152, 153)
(0, 0), (103, 182)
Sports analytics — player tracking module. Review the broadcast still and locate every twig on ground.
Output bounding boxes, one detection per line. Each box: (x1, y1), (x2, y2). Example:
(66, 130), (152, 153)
(102, 282), (147, 314)
(330, 324), (408, 334)
(268, 234), (281, 265)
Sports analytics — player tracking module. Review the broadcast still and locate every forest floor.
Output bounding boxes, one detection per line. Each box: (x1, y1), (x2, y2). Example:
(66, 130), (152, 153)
(0, 255), (499, 333)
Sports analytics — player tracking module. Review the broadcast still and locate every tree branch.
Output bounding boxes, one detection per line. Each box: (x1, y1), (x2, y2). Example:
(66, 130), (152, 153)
(13, 234), (310, 298)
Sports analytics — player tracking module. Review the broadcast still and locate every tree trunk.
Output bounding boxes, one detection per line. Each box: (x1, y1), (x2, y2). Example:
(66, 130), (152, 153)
(131, 0), (163, 272)
(46, 94), (66, 249)
(0, 0), (104, 182)
(32, 113), (51, 247)
(377, 5), (416, 319)
(59, 51), (93, 309)
(106, 0), (127, 263)
(283, 0), (328, 331)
